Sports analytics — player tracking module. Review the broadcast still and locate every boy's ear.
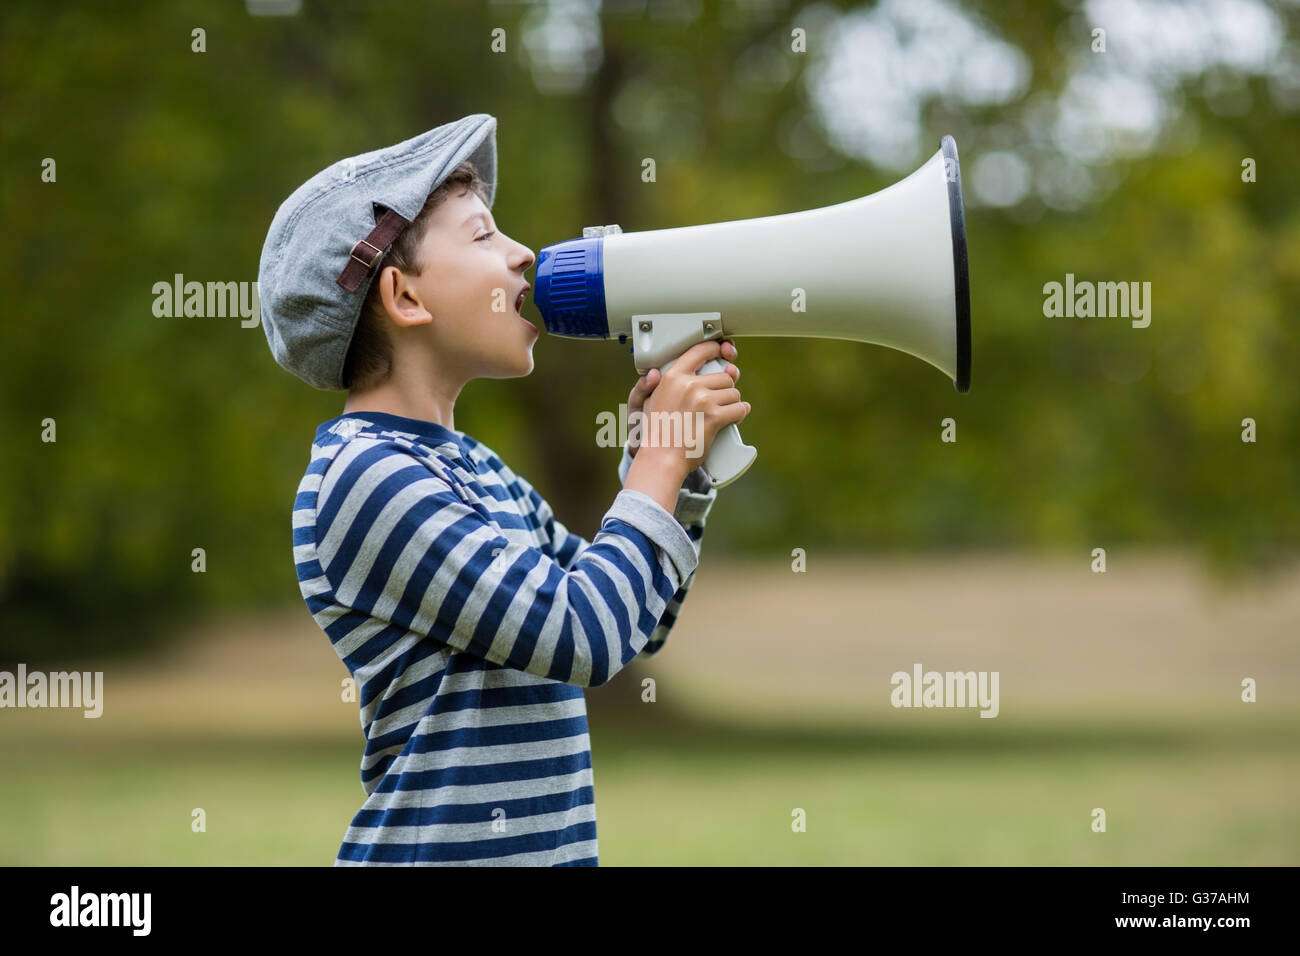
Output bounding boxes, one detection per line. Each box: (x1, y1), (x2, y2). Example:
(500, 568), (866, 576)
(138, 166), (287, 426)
(375, 264), (434, 329)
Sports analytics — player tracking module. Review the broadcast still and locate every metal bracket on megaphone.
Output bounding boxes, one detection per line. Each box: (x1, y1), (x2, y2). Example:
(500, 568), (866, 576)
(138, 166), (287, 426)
(630, 312), (757, 489)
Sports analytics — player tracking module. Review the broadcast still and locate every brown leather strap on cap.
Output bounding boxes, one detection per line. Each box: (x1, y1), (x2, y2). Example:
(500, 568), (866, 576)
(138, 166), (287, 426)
(335, 207), (410, 292)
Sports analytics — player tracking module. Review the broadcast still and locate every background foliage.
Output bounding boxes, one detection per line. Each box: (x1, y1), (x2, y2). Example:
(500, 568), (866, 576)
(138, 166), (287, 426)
(2, 0), (1297, 662)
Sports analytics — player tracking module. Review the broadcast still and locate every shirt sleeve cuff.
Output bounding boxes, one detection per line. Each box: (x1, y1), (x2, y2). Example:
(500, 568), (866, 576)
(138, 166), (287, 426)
(674, 465), (715, 526)
(602, 489), (700, 585)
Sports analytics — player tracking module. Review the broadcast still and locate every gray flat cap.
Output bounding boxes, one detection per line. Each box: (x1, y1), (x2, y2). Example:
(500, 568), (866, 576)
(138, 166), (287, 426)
(258, 113), (498, 391)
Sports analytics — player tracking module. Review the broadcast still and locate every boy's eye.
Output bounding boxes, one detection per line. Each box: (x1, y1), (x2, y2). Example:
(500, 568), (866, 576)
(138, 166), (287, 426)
(476, 230), (496, 242)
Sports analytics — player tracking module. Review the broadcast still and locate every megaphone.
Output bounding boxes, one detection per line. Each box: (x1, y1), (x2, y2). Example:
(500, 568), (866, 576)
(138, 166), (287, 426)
(533, 135), (971, 489)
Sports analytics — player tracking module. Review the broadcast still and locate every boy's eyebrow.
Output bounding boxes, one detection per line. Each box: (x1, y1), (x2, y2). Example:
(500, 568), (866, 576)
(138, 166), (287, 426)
(462, 211), (494, 229)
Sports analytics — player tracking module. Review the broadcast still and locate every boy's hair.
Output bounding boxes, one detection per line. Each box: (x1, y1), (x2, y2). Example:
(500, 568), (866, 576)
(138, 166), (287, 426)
(342, 159), (491, 391)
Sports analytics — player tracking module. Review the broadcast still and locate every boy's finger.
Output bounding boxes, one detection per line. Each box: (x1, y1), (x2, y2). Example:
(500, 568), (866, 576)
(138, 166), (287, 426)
(693, 371), (740, 392)
(671, 339), (726, 376)
(630, 369), (659, 396)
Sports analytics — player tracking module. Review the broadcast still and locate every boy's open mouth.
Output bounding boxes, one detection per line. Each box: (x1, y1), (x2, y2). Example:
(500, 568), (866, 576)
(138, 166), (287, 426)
(515, 285), (529, 314)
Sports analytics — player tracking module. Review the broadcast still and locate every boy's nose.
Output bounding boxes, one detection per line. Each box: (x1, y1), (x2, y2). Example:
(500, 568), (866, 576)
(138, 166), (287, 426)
(514, 240), (536, 270)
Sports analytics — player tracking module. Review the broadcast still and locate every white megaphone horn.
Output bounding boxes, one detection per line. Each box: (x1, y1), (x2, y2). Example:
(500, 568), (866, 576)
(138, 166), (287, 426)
(532, 135), (972, 489)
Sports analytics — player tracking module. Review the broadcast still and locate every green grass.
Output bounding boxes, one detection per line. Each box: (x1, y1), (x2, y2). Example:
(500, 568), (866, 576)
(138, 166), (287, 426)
(2, 711), (1296, 865)
(591, 712), (1300, 865)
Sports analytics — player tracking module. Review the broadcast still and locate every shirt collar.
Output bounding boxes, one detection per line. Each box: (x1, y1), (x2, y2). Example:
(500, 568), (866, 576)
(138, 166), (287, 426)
(316, 410), (464, 453)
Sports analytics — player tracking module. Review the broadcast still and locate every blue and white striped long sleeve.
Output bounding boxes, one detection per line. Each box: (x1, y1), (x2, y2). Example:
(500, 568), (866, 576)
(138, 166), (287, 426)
(513, 441), (716, 661)
(313, 439), (697, 688)
(618, 444), (715, 658)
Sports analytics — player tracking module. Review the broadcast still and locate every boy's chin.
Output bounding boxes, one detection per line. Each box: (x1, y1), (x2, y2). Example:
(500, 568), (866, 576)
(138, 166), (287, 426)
(485, 351), (534, 379)
(513, 344), (535, 376)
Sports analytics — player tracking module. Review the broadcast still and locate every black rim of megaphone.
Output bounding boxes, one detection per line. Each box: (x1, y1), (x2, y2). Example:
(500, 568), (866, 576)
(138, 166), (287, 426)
(941, 135), (972, 394)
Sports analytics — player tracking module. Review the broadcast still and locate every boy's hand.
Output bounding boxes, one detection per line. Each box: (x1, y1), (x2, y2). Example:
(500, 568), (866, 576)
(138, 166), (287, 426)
(624, 338), (749, 506)
(627, 339), (742, 460)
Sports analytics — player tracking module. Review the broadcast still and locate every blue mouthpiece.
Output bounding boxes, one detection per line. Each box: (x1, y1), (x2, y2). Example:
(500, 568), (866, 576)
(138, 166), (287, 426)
(533, 236), (610, 338)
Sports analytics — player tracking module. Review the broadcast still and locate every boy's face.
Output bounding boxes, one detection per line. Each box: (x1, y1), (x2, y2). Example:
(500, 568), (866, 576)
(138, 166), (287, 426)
(388, 186), (538, 380)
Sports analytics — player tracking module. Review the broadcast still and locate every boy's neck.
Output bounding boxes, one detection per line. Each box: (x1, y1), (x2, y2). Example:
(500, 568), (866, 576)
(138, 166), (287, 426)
(343, 375), (462, 432)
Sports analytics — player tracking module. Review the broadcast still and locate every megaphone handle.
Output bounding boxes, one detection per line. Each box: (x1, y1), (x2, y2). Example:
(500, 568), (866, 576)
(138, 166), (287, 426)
(695, 357), (757, 489)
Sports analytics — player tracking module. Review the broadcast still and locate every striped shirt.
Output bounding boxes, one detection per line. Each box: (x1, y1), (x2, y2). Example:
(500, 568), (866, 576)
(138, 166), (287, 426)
(291, 410), (716, 865)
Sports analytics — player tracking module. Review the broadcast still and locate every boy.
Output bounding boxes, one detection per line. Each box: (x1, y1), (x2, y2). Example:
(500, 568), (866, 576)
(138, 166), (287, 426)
(257, 113), (749, 865)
